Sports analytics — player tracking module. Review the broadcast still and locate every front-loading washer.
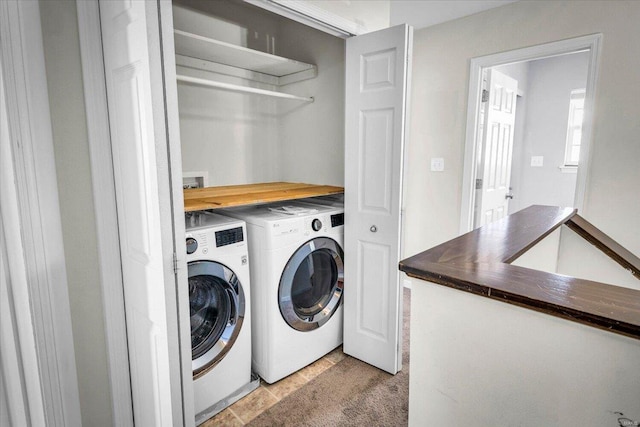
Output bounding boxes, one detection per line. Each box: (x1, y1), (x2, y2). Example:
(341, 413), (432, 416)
(222, 200), (345, 384)
(185, 211), (255, 423)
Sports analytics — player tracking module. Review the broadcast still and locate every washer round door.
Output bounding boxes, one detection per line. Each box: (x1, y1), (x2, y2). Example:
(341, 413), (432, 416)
(188, 260), (245, 378)
(279, 237), (344, 331)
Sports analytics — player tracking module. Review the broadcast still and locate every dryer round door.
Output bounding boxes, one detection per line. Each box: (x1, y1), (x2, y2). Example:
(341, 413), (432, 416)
(279, 237), (344, 331)
(188, 260), (245, 378)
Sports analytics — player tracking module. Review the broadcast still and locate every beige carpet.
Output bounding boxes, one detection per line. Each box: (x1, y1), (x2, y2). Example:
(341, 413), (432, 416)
(247, 289), (411, 427)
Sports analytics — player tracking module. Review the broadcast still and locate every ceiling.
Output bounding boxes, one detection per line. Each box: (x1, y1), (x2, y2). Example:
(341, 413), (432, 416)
(390, 0), (518, 30)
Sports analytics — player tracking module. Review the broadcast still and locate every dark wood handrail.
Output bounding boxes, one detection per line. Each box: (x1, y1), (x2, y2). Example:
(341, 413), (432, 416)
(399, 205), (640, 339)
(566, 214), (640, 278)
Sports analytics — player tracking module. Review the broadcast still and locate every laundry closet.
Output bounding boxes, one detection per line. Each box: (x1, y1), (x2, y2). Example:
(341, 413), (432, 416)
(96, 0), (411, 424)
(167, 0), (412, 377)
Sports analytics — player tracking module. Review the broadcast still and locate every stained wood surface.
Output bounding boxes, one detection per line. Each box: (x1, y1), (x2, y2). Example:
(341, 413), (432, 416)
(566, 214), (640, 278)
(183, 182), (344, 212)
(399, 205), (640, 339)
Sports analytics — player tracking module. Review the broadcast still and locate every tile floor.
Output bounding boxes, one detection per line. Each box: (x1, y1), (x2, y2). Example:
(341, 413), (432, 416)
(201, 346), (346, 426)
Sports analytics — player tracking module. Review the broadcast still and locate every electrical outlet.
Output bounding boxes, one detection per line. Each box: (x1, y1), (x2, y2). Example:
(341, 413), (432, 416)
(431, 157), (445, 172)
(531, 156), (544, 167)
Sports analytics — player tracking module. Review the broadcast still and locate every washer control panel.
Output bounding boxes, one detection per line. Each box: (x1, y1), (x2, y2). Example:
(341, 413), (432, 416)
(215, 226), (244, 247)
(185, 226), (245, 257)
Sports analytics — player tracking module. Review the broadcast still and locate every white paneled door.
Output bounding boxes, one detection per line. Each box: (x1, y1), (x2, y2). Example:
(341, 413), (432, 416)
(344, 24), (412, 375)
(477, 69), (518, 227)
(99, 1), (176, 425)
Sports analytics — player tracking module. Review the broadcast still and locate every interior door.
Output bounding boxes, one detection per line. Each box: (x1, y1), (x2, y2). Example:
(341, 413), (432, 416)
(99, 1), (178, 425)
(476, 69), (518, 227)
(344, 24), (412, 375)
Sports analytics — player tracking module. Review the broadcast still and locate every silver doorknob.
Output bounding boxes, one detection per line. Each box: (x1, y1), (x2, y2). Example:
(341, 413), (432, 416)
(370, 225), (377, 232)
(505, 193), (514, 200)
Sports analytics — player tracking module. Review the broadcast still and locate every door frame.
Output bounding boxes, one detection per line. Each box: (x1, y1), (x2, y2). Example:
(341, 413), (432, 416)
(459, 34), (602, 233)
(75, 1), (133, 425)
(0, 1), (82, 425)
(76, 0), (194, 425)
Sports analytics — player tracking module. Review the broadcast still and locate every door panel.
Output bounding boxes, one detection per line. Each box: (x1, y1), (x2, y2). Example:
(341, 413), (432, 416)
(477, 69), (517, 227)
(357, 241), (389, 340)
(99, 1), (174, 425)
(344, 24), (412, 375)
(360, 109), (394, 213)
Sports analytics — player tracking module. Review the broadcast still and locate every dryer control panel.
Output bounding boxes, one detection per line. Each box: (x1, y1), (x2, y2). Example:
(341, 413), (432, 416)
(303, 211), (344, 235)
(330, 213), (344, 227)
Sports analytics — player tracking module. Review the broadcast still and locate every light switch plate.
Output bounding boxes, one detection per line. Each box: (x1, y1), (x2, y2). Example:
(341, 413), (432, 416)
(531, 156), (544, 167)
(431, 157), (445, 172)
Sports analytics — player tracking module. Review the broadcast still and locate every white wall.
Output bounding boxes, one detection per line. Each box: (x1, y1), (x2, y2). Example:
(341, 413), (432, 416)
(174, 2), (281, 186)
(174, 1), (344, 187)
(391, 1), (517, 30)
(511, 228), (561, 274)
(409, 279), (640, 426)
(403, 1), (640, 279)
(508, 52), (588, 213)
(39, 1), (112, 426)
(277, 17), (345, 187)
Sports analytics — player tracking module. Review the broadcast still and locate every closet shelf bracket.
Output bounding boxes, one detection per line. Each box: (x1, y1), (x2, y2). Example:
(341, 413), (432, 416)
(176, 74), (314, 103)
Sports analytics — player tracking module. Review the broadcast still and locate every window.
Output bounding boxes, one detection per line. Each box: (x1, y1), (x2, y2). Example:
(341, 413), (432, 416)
(564, 89), (586, 166)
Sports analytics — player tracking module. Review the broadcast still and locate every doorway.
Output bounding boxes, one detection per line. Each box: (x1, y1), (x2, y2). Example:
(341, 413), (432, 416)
(460, 34), (602, 233)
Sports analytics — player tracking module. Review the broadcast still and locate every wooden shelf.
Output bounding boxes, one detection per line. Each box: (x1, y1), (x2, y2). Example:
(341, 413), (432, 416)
(183, 182), (344, 212)
(174, 30), (317, 82)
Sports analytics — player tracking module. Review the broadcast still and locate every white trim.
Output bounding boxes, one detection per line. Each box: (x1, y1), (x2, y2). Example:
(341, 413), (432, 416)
(157, 0), (195, 423)
(243, 0), (361, 38)
(148, 1), (194, 424)
(1, 56), (45, 427)
(559, 166), (579, 174)
(460, 34), (603, 233)
(0, 1), (82, 425)
(75, 1), (134, 426)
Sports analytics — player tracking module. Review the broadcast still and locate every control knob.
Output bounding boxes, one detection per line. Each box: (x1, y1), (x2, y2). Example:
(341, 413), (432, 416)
(312, 218), (322, 232)
(186, 237), (198, 254)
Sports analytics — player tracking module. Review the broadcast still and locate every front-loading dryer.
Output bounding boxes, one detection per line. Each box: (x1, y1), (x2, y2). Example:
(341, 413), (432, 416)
(302, 193), (344, 208)
(222, 200), (345, 384)
(185, 211), (254, 423)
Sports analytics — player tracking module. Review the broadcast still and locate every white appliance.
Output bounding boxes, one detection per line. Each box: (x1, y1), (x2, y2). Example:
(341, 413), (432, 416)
(303, 193), (344, 208)
(185, 211), (253, 421)
(223, 201), (345, 383)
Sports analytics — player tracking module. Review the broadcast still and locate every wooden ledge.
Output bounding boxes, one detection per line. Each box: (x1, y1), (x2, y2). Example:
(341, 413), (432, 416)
(183, 182), (344, 212)
(399, 205), (640, 339)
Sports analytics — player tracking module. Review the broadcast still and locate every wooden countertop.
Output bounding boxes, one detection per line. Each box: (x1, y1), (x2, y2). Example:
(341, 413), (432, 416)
(399, 205), (640, 340)
(183, 182), (344, 212)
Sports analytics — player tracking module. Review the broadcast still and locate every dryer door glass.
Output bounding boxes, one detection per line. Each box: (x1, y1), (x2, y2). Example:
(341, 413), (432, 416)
(279, 237), (344, 331)
(188, 260), (245, 378)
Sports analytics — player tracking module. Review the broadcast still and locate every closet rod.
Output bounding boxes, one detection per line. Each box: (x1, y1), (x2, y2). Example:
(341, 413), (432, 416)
(176, 74), (314, 103)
